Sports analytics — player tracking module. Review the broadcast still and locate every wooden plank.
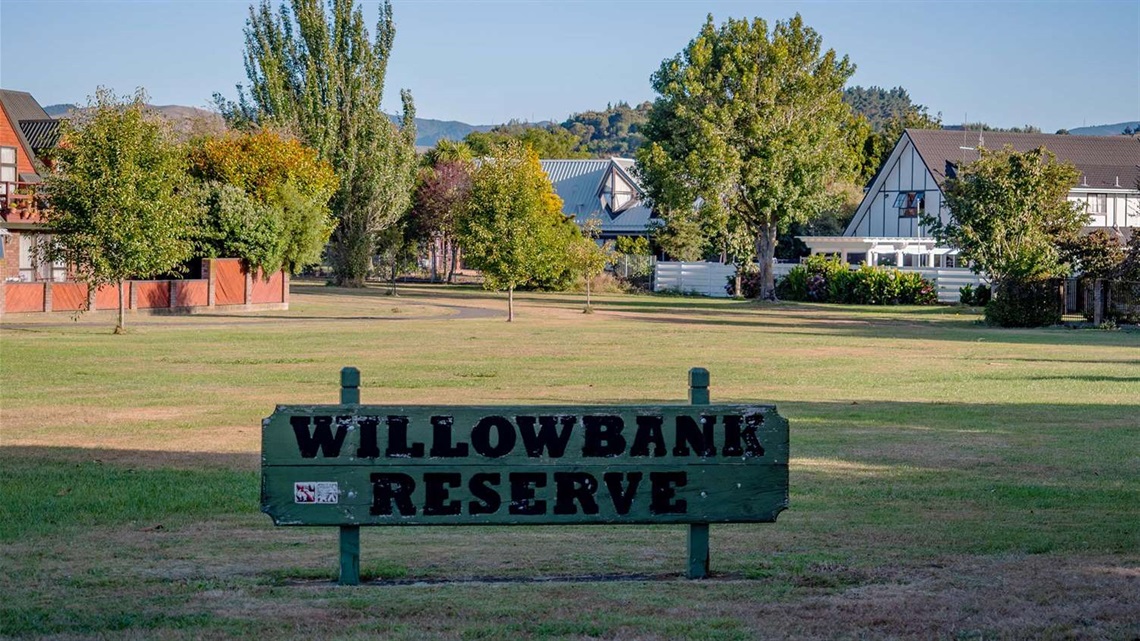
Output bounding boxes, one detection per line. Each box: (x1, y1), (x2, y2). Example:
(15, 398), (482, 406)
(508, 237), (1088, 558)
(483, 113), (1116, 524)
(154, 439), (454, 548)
(262, 462), (787, 526)
(262, 404), (788, 467)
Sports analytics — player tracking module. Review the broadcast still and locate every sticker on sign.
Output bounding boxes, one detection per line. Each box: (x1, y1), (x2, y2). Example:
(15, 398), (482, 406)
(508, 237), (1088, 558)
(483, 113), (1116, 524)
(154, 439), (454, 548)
(294, 482), (339, 504)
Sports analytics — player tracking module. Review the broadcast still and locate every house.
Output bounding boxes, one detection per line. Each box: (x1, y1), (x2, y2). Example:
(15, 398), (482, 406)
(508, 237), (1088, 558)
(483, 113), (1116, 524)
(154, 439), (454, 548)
(539, 158), (655, 240)
(800, 129), (1140, 267)
(1, 89), (62, 282)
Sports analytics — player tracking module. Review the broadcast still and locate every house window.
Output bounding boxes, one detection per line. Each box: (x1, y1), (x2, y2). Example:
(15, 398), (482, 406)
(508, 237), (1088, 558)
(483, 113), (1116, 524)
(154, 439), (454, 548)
(0, 146), (16, 194)
(1091, 194), (1107, 214)
(893, 191), (924, 217)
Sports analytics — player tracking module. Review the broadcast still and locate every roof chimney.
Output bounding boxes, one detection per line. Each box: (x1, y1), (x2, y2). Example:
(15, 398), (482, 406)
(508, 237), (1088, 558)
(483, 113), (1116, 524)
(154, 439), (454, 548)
(1081, 174), (1089, 187)
(1115, 176), (1121, 188)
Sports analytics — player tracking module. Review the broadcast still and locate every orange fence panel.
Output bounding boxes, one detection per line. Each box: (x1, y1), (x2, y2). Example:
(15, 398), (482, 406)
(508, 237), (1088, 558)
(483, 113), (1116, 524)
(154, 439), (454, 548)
(133, 281), (170, 309)
(52, 283), (89, 311)
(173, 280), (208, 307)
(95, 284), (122, 310)
(4, 283), (45, 313)
(214, 259), (246, 306)
(251, 269), (284, 304)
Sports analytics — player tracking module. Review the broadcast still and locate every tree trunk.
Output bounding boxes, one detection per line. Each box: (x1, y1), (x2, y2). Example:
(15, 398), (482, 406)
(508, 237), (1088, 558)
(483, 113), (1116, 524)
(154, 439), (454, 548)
(755, 222), (779, 301)
(115, 280), (126, 334)
(448, 242), (458, 283)
(507, 286), (514, 322)
(585, 277), (592, 312)
(429, 243), (437, 283)
(389, 260), (399, 296)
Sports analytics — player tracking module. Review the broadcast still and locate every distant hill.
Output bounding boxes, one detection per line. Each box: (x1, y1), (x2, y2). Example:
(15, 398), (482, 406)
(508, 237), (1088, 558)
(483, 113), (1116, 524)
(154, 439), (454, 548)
(48, 102), (493, 146)
(45, 102), (226, 138)
(1068, 121), (1140, 136)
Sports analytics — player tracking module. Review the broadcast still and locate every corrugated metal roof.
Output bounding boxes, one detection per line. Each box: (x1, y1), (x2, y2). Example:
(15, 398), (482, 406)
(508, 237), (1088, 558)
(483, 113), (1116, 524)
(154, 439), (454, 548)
(19, 119), (60, 151)
(0, 90), (50, 122)
(0, 89), (55, 177)
(906, 128), (1140, 190)
(540, 158), (655, 236)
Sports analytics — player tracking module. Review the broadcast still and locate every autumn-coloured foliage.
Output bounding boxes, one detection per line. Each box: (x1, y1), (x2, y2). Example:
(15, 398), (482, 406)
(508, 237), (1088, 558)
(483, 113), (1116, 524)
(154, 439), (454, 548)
(187, 129), (336, 274)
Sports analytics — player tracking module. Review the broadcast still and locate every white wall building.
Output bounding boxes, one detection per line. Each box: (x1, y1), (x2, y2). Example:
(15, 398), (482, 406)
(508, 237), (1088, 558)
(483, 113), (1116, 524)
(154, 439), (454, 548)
(801, 129), (1140, 267)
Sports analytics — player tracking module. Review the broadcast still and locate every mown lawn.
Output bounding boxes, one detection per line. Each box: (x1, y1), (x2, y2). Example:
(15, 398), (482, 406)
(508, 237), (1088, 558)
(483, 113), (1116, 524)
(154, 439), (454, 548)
(1, 282), (1138, 640)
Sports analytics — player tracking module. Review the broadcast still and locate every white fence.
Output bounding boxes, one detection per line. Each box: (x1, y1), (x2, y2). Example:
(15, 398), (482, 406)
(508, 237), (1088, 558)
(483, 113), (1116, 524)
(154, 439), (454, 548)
(653, 261), (986, 303)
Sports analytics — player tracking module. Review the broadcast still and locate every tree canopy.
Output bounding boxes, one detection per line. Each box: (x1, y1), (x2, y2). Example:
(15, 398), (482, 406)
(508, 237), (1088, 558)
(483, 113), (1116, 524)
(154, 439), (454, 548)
(187, 129), (337, 274)
(637, 14), (858, 299)
(465, 123), (588, 159)
(457, 142), (580, 320)
(42, 88), (196, 333)
(930, 146), (1086, 286)
(221, 0), (417, 286)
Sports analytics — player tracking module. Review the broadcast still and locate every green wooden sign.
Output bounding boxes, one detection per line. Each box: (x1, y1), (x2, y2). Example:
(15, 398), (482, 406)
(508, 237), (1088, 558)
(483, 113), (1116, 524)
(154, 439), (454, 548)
(261, 367), (789, 584)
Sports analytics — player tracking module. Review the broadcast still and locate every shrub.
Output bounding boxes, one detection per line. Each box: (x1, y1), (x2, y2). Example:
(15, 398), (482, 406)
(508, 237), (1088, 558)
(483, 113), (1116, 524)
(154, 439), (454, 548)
(960, 284), (975, 306)
(984, 279), (1063, 327)
(973, 284), (991, 306)
(774, 255), (938, 305)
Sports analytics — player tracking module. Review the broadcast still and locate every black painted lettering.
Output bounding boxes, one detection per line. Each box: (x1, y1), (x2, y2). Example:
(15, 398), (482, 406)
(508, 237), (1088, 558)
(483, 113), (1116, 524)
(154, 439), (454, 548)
(429, 416), (469, 457)
(468, 473), (502, 515)
(603, 472), (642, 515)
(508, 472), (547, 515)
(516, 415), (576, 458)
(673, 415), (716, 457)
(291, 415), (347, 458)
(369, 473), (416, 516)
(630, 415), (666, 457)
(355, 416), (380, 458)
(385, 415), (425, 458)
(471, 416), (517, 458)
(582, 415), (626, 457)
(423, 472), (462, 516)
(723, 413), (766, 457)
(649, 471), (687, 514)
(722, 414), (744, 456)
(553, 472), (600, 515)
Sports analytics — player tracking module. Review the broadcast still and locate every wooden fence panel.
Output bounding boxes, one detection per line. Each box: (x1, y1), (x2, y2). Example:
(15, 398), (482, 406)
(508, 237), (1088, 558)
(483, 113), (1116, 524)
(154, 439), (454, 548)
(173, 280), (209, 308)
(251, 269), (284, 304)
(214, 259), (246, 306)
(52, 283), (88, 311)
(133, 281), (171, 309)
(4, 283), (45, 313)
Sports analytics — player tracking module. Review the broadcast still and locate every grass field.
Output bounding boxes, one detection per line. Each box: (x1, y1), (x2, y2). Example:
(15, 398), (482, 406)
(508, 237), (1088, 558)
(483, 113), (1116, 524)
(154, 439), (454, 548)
(2, 282), (1138, 640)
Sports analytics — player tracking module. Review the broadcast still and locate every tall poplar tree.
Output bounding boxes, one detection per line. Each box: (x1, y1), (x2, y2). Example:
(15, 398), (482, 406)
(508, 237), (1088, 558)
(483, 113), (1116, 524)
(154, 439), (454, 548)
(220, 0), (417, 286)
(637, 14), (857, 300)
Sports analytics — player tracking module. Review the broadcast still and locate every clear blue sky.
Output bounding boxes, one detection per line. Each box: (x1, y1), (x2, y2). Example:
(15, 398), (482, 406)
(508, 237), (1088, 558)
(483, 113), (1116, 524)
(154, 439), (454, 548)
(2, 0), (1138, 132)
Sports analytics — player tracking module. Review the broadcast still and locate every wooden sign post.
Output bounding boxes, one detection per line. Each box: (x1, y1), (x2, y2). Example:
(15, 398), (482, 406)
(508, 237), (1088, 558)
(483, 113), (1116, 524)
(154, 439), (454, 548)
(261, 367), (789, 585)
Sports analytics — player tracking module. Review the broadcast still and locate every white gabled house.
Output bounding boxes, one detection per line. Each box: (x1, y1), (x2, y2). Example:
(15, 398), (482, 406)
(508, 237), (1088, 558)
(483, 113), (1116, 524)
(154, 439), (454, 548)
(801, 129), (1140, 267)
(539, 158), (655, 240)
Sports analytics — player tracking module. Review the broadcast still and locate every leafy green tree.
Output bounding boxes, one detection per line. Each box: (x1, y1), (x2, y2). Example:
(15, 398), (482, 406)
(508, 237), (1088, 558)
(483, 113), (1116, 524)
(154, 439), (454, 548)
(187, 129), (337, 274)
(457, 142), (577, 321)
(929, 146), (1085, 292)
(568, 218), (614, 312)
(41, 88), (195, 333)
(637, 14), (858, 300)
(561, 101), (653, 156)
(843, 86), (942, 185)
(221, 0), (417, 287)
(465, 123), (588, 159)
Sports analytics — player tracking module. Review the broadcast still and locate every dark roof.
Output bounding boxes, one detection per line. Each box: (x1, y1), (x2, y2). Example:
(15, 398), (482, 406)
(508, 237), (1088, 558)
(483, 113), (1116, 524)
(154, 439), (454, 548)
(19, 119), (60, 151)
(0, 90), (50, 122)
(0, 90), (58, 177)
(906, 128), (1140, 191)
